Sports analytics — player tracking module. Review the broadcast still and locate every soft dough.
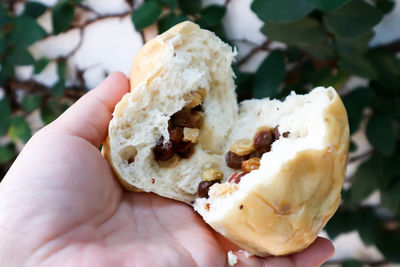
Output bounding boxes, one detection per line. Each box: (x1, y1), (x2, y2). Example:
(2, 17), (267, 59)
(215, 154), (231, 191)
(103, 21), (350, 256)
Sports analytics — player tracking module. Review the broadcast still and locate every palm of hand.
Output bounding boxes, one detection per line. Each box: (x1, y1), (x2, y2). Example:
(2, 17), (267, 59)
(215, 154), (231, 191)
(1, 134), (224, 266)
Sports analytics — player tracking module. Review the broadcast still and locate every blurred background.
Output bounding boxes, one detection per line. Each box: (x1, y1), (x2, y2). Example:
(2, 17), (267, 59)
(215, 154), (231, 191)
(0, 0), (399, 265)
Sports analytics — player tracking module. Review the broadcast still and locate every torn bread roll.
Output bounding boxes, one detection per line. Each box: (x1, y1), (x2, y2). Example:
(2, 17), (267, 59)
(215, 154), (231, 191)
(103, 21), (238, 203)
(103, 21), (349, 256)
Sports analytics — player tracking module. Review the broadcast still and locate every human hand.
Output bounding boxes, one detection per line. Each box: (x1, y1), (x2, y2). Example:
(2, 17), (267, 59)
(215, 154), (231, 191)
(0, 72), (334, 266)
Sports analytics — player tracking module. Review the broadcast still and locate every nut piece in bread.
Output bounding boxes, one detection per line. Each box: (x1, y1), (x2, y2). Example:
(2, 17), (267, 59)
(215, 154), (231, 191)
(103, 21), (349, 256)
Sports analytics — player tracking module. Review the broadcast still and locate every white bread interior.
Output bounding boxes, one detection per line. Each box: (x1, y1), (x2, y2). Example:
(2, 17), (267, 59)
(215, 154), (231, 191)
(103, 21), (349, 256)
(194, 87), (349, 256)
(103, 21), (238, 202)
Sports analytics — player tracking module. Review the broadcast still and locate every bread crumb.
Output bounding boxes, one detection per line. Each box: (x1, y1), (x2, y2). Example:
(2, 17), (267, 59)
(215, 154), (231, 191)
(151, 178), (155, 184)
(227, 251), (237, 266)
(205, 203), (210, 211)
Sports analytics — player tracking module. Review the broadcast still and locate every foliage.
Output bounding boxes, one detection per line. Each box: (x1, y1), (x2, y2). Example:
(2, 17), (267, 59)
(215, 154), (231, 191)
(1, 0), (400, 263)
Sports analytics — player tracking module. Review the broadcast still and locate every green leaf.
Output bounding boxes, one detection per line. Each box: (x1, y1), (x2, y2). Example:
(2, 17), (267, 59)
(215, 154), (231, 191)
(178, 0), (202, 15)
(158, 12), (188, 33)
(0, 31), (6, 54)
(0, 4), (8, 27)
(0, 63), (14, 85)
(339, 54), (377, 79)
(24, 2), (47, 19)
(381, 178), (400, 213)
(262, 17), (325, 46)
(0, 144), (15, 164)
(324, 210), (357, 239)
(324, 0), (383, 37)
(302, 42), (334, 60)
(10, 16), (46, 47)
(342, 87), (374, 134)
(132, 1), (162, 31)
(0, 97), (12, 135)
(52, 79), (65, 97)
(394, 99), (400, 122)
(376, 0), (395, 14)
(349, 140), (357, 152)
(357, 209), (380, 245)
(52, 1), (74, 34)
(370, 92), (397, 115)
(34, 58), (50, 74)
(285, 46), (302, 62)
(342, 260), (363, 267)
(336, 30), (374, 55)
(155, 0), (177, 9)
(366, 115), (396, 156)
(8, 48), (35, 65)
(306, 0), (350, 11)
(382, 151), (400, 184)
(375, 230), (400, 262)
(253, 51), (285, 99)
(299, 60), (316, 85)
(41, 98), (68, 124)
(251, 0), (313, 22)
(367, 50), (400, 91)
(349, 158), (378, 203)
(57, 60), (67, 80)
(199, 5), (226, 27)
(313, 67), (349, 89)
(262, 18), (334, 59)
(233, 67), (254, 101)
(8, 116), (32, 144)
(22, 95), (41, 112)
(52, 60), (67, 97)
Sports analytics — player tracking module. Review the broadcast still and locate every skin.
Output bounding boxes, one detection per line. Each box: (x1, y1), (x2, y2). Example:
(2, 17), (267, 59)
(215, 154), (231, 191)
(0, 72), (334, 267)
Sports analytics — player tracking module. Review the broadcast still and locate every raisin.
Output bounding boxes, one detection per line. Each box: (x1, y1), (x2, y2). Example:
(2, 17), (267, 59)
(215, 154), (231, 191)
(168, 127), (183, 145)
(175, 141), (195, 158)
(253, 130), (274, 154)
(192, 105), (203, 112)
(197, 180), (219, 198)
(153, 137), (174, 161)
(225, 151), (249, 169)
(171, 109), (203, 128)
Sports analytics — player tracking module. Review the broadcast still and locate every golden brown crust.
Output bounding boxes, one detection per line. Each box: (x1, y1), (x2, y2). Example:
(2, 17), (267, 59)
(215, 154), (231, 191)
(207, 92), (349, 256)
(129, 21), (199, 91)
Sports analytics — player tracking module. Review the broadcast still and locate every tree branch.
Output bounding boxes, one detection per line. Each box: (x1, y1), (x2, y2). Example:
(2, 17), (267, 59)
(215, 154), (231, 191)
(375, 38), (400, 52)
(5, 78), (86, 102)
(224, 0), (232, 6)
(348, 150), (374, 164)
(236, 40), (271, 66)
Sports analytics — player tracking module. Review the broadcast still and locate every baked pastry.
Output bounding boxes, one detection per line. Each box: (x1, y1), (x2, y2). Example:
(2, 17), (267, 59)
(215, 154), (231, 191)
(102, 21), (349, 256)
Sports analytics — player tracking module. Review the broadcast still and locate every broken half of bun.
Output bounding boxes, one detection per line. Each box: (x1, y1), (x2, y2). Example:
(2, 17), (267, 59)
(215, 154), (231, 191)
(102, 21), (349, 256)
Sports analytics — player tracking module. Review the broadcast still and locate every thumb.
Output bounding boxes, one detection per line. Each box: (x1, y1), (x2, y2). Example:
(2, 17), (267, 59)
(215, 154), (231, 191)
(40, 72), (130, 147)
